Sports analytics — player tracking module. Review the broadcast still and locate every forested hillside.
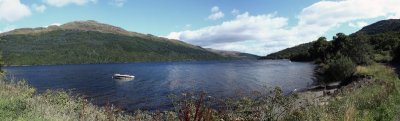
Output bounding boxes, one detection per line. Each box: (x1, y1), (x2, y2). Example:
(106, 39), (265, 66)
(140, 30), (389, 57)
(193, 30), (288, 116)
(0, 21), (249, 65)
(260, 42), (314, 61)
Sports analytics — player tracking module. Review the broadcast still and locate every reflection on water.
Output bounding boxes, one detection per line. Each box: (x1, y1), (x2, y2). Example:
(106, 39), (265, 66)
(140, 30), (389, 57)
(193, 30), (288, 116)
(5, 60), (315, 111)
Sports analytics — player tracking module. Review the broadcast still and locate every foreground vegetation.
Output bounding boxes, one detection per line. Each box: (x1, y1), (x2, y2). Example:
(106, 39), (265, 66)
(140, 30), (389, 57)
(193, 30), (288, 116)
(0, 77), (159, 121)
(258, 19), (400, 120)
(1, 63), (400, 121)
(300, 64), (400, 120)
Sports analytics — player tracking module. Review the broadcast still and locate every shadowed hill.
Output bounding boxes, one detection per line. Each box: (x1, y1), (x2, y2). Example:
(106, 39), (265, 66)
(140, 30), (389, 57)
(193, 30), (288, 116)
(356, 19), (400, 35)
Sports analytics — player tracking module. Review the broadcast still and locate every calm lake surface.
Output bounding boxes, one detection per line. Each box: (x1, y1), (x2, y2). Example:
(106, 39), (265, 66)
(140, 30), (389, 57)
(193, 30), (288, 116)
(5, 60), (315, 111)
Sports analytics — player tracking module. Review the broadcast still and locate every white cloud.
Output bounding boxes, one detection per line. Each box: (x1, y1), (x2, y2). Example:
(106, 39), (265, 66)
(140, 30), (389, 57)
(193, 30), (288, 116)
(110, 0), (126, 7)
(32, 4), (46, 13)
(0, 0), (31, 22)
(167, 0), (400, 55)
(43, 0), (97, 7)
(168, 12), (289, 55)
(348, 21), (368, 28)
(207, 6), (224, 20)
(169, 12), (288, 45)
(296, 0), (400, 34)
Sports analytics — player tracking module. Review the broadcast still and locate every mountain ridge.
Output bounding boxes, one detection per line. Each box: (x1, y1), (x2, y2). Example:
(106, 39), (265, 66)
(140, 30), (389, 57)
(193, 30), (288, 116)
(0, 20), (181, 43)
(2, 20), (136, 36)
(0, 20), (256, 65)
(356, 19), (400, 35)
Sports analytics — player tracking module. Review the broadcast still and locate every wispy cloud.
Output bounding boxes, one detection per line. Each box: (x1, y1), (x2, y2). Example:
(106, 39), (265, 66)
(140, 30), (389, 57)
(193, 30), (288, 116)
(43, 0), (97, 7)
(32, 4), (46, 13)
(110, 0), (126, 7)
(183, 24), (192, 30)
(231, 9), (240, 15)
(207, 6), (224, 20)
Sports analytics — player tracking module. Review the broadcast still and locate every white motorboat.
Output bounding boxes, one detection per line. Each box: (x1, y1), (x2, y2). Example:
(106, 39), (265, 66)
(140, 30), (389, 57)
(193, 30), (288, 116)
(112, 74), (135, 80)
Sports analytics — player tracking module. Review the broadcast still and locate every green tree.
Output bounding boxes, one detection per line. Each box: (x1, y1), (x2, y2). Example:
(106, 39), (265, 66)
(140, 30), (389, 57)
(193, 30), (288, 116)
(330, 33), (373, 65)
(342, 35), (374, 65)
(309, 37), (332, 63)
(332, 33), (349, 53)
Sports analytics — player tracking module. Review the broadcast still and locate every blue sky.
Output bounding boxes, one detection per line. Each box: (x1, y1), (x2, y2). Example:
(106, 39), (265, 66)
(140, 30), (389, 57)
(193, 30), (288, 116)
(1, 0), (400, 55)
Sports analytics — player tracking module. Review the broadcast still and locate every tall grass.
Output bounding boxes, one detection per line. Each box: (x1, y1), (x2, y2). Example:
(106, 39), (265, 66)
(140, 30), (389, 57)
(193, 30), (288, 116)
(295, 64), (400, 120)
(0, 76), (166, 121)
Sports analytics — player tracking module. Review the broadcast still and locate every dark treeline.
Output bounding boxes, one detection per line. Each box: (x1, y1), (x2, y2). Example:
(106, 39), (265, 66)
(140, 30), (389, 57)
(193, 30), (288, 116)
(316, 32), (400, 83)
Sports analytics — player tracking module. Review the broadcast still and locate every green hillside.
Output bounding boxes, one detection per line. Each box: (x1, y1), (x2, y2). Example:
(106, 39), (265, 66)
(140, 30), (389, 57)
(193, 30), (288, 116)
(260, 42), (314, 61)
(0, 21), (233, 65)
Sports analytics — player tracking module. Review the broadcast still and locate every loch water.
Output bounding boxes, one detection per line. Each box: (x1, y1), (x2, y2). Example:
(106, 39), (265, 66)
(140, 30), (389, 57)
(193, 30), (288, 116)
(5, 60), (315, 111)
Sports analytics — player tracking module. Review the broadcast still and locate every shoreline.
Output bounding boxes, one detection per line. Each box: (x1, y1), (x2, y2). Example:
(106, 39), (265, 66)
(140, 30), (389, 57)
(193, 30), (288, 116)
(1, 64), (398, 120)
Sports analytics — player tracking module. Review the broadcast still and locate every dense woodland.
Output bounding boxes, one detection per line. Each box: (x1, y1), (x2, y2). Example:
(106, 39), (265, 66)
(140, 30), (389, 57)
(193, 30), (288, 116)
(0, 30), (230, 65)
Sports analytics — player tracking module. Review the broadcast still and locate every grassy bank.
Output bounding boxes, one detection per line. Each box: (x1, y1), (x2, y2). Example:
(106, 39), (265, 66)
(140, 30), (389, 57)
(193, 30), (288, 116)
(0, 77), (165, 121)
(295, 64), (400, 120)
(1, 64), (400, 121)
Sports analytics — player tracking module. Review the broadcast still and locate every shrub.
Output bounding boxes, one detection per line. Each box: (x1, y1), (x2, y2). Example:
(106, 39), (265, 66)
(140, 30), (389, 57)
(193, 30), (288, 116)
(321, 55), (356, 83)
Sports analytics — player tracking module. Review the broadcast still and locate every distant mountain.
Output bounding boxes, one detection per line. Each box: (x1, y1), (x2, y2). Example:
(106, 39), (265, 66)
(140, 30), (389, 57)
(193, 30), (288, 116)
(205, 48), (260, 60)
(356, 19), (400, 35)
(1, 20), (180, 43)
(0, 20), (239, 65)
(262, 19), (400, 61)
